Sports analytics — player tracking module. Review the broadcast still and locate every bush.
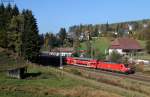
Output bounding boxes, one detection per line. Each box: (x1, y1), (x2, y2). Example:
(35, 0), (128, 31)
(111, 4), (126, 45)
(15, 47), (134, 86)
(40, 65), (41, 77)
(95, 53), (106, 61)
(72, 52), (80, 57)
(108, 51), (122, 63)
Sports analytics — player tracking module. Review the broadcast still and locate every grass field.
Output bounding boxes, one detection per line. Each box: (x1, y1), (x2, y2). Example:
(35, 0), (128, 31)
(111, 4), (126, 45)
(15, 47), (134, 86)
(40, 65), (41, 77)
(80, 37), (111, 54)
(0, 65), (124, 97)
(1, 64), (150, 97)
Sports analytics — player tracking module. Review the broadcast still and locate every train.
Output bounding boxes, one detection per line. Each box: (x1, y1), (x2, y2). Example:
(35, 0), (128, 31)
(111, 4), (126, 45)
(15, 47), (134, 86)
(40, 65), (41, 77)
(66, 57), (135, 74)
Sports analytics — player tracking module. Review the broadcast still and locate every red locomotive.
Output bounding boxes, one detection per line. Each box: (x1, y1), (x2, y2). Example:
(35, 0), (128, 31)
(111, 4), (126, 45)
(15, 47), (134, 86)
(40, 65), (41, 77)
(66, 57), (135, 74)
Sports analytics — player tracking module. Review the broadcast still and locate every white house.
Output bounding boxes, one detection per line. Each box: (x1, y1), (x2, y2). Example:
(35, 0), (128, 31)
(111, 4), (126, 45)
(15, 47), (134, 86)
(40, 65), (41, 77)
(109, 37), (142, 55)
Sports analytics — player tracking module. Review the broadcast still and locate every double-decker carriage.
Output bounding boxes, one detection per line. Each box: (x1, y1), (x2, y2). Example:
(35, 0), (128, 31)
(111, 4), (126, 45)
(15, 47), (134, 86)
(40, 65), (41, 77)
(66, 57), (134, 74)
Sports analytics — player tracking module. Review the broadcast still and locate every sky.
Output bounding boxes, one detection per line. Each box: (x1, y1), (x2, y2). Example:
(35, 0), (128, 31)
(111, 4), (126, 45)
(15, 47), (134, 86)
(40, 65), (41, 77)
(3, 0), (150, 33)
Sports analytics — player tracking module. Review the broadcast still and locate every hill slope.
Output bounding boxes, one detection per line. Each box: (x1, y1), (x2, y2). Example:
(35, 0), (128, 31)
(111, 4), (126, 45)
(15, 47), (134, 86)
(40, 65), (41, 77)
(0, 48), (25, 71)
(80, 37), (111, 54)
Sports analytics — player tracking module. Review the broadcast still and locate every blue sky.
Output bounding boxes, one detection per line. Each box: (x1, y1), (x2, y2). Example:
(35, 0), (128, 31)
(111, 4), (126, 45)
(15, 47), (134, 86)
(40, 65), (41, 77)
(8, 0), (150, 33)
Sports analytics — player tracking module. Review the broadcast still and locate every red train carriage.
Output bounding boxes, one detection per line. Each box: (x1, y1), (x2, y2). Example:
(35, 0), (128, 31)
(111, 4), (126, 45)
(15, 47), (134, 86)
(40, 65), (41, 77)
(66, 57), (97, 68)
(66, 57), (134, 74)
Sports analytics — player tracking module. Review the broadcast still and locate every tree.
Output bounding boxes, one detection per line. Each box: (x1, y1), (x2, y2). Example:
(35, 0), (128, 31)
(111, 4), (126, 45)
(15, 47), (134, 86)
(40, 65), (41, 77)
(73, 27), (81, 51)
(63, 38), (72, 47)
(0, 3), (19, 49)
(0, 3), (5, 28)
(12, 4), (19, 16)
(5, 3), (13, 27)
(8, 15), (23, 53)
(21, 10), (40, 62)
(85, 40), (91, 58)
(91, 27), (99, 37)
(95, 51), (106, 61)
(106, 21), (109, 32)
(0, 29), (8, 48)
(0, 3), (40, 62)
(48, 33), (56, 50)
(44, 32), (58, 50)
(44, 33), (50, 49)
(39, 34), (44, 47)
(109, 51), (122, 63)
(0, 3), (8, 48)
(146, 40), (150, 54)
(58, 28), (67, 46)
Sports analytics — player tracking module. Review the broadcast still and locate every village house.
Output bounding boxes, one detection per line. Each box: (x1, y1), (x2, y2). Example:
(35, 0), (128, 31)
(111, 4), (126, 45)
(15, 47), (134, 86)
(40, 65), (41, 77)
(7, 66), (27, 79)
(109, 37), (143, 55)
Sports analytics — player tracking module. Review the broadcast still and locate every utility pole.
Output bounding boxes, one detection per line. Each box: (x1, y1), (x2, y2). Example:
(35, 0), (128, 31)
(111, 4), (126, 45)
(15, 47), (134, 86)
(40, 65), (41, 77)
(90, 40), (93, 59)
(59, 47), (63, 78)
(59, 48), (63, 69)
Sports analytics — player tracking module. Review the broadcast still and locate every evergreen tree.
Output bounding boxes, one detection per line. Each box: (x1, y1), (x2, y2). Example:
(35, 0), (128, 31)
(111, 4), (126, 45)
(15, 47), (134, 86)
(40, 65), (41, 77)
(5, 3), (13, 26)
(58, 28), (67, 46)
(8, 15), (23, 53)
(0, 3), (5, 28)
(0, 29), (8, 48)
(44, 33), (50, 49)
(44, 32), (56, 50)
(39, 34), (44, 47)
(0, 3), (8, 48)
(21, 10), (40, 62)
(12, 4), (19, 16)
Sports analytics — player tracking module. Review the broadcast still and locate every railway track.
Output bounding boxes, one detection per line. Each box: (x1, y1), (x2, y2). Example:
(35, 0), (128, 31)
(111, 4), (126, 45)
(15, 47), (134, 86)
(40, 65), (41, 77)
(64, 65), (150, 82)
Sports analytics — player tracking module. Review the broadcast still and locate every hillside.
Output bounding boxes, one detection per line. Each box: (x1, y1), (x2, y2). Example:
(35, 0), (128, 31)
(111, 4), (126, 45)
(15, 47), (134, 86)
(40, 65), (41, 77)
(80, 37), (111, 54)
(80, 37), (150, 60)
(69, 19), (150, 35)
(0, 48), (25, 71)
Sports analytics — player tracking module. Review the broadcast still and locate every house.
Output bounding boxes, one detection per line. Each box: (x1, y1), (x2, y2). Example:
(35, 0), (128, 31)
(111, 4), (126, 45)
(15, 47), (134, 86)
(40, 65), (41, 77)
(109, 37), (143, 55)
(7, 66), (27, 79)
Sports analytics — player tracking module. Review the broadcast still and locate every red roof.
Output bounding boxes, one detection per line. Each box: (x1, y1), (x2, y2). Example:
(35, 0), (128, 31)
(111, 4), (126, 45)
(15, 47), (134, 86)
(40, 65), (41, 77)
(110, 38), (142, 50)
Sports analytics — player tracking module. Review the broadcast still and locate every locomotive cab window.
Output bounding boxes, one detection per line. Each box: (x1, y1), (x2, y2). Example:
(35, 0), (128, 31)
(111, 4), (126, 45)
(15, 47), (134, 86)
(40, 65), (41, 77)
(124, 64), (129, 67)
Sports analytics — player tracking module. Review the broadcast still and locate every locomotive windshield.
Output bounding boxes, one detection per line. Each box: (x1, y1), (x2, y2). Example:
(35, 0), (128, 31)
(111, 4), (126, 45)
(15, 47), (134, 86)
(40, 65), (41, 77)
(124, 64), (129, 67)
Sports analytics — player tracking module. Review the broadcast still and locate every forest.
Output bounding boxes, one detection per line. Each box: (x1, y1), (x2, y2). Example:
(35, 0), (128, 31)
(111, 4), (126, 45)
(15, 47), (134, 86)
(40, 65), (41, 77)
(0, 3), (40, 62)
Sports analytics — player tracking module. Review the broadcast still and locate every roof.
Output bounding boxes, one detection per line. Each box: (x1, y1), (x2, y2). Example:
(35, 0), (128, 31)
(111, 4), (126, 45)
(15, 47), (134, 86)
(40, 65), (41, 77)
(7, 65), (27, 71)
(110, 37), (142, 50)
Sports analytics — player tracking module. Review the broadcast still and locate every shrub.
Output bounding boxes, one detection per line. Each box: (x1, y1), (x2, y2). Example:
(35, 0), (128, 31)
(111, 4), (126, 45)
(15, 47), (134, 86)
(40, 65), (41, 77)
(72, 52), (80, 57)
(94, 49), (106, 60)
(108, 51), (122, 63)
